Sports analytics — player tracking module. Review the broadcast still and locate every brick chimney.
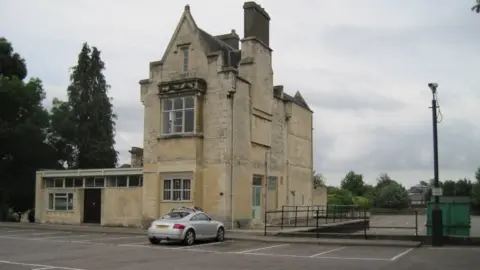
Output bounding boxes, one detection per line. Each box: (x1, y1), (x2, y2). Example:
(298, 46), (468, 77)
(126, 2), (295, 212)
(243, 1), (271, 47)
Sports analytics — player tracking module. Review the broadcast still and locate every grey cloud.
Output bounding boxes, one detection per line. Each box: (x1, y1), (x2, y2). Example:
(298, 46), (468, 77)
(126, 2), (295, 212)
(363, 119), (479, 172)
(306, 89), (406, 112)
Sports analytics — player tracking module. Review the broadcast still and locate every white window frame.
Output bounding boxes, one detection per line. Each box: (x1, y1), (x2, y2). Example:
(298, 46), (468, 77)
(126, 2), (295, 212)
(163, 178), (192, 201)
(162, 96), (195, 135)
(106, 175), (143, 188)
(48, 192), (74, 211)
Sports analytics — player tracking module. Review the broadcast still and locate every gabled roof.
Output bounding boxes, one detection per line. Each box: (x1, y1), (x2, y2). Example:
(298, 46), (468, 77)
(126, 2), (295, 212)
(160, 5), (240, 68)
(283, 91), (312, 112)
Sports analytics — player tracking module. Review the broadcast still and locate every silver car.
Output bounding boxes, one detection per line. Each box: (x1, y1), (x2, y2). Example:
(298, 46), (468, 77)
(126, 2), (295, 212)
(147, 206), (225, 246)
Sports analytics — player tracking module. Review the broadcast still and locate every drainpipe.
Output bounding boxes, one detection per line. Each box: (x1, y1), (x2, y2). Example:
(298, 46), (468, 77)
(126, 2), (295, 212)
(227, 88), (235, 230)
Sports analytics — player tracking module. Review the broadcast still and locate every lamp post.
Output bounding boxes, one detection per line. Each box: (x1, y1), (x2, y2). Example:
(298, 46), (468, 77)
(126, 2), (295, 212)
(428, 82), (443, 246)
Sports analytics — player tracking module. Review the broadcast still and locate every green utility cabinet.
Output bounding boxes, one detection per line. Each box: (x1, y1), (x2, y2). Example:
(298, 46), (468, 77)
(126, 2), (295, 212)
(426, 196), (471, 237)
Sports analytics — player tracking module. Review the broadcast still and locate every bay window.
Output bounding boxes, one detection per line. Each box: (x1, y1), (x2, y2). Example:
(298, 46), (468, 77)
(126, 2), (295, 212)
(162, 96), (195, 134)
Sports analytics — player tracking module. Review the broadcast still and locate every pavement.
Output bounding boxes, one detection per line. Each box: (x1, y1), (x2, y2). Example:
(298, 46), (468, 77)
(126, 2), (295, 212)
(0, 222), (421, 247)
(0, 227), (479, 270)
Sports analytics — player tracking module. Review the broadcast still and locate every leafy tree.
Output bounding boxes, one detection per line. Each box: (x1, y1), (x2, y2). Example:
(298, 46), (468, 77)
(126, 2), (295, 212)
(51, 43), (118, 169)
(327, 186), (340, 194)
(473, 0), (480, 13)
(442, 180), (456, 196)
(340, 171), (365, 196)
(455, 178), (473, 197)
(374, 182), (411, 209)
(312, 170), (326, 188)
(420, 180), (429, 186)
(375, 173), (395, 190)
(0, 37), (60, 220)
(472, 167), (480, 208)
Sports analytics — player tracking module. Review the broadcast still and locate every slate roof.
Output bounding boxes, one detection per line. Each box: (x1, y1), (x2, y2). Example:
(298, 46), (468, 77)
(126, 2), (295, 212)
(198, 28), (241, 68)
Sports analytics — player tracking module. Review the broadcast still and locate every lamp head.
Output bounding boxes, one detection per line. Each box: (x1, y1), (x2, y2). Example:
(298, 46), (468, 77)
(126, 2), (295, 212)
(428, 83), (438, 94)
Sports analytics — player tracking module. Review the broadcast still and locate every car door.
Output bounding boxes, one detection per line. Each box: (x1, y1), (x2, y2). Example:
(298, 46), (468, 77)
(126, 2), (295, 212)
(189, 214), (207, 238)
(201, 213), (217, 236)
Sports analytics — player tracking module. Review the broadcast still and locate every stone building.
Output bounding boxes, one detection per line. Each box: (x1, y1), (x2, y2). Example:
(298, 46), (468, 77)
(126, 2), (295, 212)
(34, 1), (324, 228)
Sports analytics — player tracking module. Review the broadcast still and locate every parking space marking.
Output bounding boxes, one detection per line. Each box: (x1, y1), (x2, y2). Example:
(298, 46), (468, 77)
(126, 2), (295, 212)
(179, 240), (232, 249)
(89, 235), (145, 241)
(235, 244), (289, 254)
(390, 248), (414, 261)
(428, 247), (480, 251)
(39, 234), (91, 240)
(309, 247), (346, 258)
(5, 229), (36, 233)
(32, 231), (70, 236)
(0, 259), (86, 270)
(319, 256), (391, 261)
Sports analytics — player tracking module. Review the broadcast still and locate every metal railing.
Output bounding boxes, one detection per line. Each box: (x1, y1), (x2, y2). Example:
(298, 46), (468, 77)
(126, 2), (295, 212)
(264, 205), (420, 239)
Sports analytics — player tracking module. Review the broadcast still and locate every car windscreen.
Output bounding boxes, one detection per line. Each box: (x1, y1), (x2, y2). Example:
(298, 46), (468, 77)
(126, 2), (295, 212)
(162, 211), (190, 220)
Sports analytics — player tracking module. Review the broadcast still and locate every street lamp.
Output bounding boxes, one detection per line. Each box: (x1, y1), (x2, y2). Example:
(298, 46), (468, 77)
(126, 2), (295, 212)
(428, 82), (443, 247)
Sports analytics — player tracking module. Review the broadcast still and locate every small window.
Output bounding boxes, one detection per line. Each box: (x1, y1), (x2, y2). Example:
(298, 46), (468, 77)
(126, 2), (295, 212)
(85, 177), (94, 187)
(117, 176), (127, 187)
(163, 178), (191, 201)
(45, 178), (54, 188)
(74, 178), (83, 187)
(106, 176), (116, 187)
(181, 46), (189, 72)
(65, 178), (74, 188)
(54, 178), (64, 188)
(128, 175), (141, 187)
(268, 176), (277, 190)
(94, 177), (105, 187)
(48, 192), (74, 211)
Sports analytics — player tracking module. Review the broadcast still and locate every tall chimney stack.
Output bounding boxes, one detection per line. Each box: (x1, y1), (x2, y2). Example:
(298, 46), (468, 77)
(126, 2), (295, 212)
(243, 1), (271, 47)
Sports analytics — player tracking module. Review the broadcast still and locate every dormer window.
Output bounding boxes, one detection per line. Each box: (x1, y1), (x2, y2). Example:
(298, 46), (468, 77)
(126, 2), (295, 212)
(181, 46), (189, 72)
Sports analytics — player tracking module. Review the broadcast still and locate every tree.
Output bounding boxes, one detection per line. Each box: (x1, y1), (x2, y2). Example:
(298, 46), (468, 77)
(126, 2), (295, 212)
(375, 173), (395, 190)
(442, 180), (456, 196)
(51, 43), (118, 169)
(312, 170), (326, 188)
(455, 178), (473, 197)
(472, 167), (480, 208)
(340, 171), (365, 196)
(0, 37), (60, 220)
(374, 182), (411, 209)
(473, 0), (480, 13)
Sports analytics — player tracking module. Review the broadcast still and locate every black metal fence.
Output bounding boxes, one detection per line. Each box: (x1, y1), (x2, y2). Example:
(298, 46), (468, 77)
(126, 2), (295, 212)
(264, 205), (420, 239)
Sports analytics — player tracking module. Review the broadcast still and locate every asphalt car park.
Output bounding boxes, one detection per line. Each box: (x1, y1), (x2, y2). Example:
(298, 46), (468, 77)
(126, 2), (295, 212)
(0, 227), (479, 270)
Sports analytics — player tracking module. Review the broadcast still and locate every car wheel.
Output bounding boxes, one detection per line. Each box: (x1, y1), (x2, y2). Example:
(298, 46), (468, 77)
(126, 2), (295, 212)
(149, 237), (161, 245)
(183, 229), (195, 246)
(216, 227), (225, 242)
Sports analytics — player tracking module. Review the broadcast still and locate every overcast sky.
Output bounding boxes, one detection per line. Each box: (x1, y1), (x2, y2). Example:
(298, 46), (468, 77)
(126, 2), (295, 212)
(1, 0), (479, 187)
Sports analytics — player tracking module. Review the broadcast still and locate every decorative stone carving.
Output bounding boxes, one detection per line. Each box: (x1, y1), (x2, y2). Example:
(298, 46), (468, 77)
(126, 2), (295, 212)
(158, 77), (207, 97)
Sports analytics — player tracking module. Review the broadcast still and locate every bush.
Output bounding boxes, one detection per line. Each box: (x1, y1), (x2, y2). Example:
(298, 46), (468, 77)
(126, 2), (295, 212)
(374, 182), (411, 209)
(353, 196), (372, 210)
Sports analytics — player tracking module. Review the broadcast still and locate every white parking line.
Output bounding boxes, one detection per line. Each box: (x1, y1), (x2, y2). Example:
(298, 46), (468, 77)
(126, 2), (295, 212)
(0, 259), (85, 270)
(90, 235), (145, 241)
(309, 247), (346, 258)
(32, 231), (70, 236)
(235, 244), (289, 254)
(39, 234), (91, 240)
(390, 248), (414, 261)
(5, 229), (36, 233)
(179, 240), (232, 249)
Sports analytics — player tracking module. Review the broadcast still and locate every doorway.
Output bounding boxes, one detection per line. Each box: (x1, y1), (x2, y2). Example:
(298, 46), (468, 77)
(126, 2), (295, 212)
(83, 189), (101, 224)
(252, 176), (262, 221)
